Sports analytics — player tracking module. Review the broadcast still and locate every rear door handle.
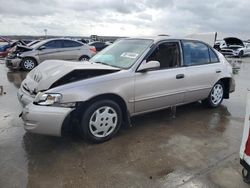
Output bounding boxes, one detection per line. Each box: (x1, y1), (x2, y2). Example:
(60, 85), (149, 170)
(216, 70), (221, 73)
(176, 74), (185, 79)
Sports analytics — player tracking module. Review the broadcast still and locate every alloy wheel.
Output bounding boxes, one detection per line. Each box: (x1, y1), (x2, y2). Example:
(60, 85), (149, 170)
(23, 59), (35, 70)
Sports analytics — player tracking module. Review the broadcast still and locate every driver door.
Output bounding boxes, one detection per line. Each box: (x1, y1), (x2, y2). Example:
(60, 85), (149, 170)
(38, 40), (63, 62)
(134, 41), (186, 113)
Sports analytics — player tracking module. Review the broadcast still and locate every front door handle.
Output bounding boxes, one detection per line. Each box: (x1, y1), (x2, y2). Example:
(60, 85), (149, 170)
(216, 70), (221, 73)
(176, 74), (185, 79)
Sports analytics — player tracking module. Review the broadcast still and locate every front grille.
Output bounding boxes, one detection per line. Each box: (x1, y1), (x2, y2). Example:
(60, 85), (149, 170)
(7, 53), (17, 59)
(221, 49), (234, 56)
(22, 85), (37, 95)
(22, 85), (30, 93)
(5, 59), (12, 66)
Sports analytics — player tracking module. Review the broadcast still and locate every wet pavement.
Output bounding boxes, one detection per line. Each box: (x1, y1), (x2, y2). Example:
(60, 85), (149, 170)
(0, 58), (250, 188)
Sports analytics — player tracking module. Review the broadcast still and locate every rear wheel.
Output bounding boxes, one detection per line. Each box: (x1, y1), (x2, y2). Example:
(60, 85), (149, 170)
(202, 81), (224, 108)
(79, 100), (122, 143)
(21, 57), (37, 71)
(79, 55), (90, 61)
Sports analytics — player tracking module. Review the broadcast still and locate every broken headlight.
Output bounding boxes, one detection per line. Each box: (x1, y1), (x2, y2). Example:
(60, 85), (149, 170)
(34, 93), (76, 107)
(34, 93), (62, 106)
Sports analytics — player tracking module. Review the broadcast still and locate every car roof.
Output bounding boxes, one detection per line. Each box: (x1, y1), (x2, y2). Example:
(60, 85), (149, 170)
(42, 38), (80, 42)
(124, 36), (202, 43)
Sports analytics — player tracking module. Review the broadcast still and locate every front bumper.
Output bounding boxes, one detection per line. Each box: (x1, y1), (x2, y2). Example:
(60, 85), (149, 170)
(21, 103), (74, 136)
(5, 57), (22, 69)
(221, 51), (239, 57)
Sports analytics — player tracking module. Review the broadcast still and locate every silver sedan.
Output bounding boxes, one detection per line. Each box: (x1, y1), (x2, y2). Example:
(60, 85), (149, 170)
(19, 36), (235, 143)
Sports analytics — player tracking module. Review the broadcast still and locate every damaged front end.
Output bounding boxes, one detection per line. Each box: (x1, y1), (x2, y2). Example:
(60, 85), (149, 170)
(7, 45), (33, 59)
(5, 45), (33, 69)
(18, 60), (120, 107)
(220, 37), (244, 57)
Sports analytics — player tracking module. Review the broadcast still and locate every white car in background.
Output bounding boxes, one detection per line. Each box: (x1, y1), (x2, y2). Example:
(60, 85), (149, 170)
(218, 37), (250, 57)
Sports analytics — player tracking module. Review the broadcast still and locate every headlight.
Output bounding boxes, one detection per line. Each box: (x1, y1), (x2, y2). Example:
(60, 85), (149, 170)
(34, 93), (76, 107)
(34, 93), (62, 106)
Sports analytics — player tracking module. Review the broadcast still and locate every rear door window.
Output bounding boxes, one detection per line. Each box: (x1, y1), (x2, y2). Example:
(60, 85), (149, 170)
(63, 40), (82, 48)
(182, 41), (210, 66)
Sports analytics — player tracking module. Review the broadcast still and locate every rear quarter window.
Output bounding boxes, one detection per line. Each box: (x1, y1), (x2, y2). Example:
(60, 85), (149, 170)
(209, 48), (219, 63)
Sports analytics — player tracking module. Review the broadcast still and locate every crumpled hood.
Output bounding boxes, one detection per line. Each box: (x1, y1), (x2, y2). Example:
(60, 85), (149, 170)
(224, 37), (244, 47)
(22, 60), (120, 93)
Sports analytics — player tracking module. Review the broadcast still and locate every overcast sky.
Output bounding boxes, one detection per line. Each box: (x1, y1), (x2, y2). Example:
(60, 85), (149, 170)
(0, 0), (250, 39)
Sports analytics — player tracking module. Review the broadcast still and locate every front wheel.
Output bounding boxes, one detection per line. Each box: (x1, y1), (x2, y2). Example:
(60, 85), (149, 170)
(238, 51), (244, 58)
(202, 81), (224, 108)
(79, 100), (122, 143)
(21, 58), (37, 71)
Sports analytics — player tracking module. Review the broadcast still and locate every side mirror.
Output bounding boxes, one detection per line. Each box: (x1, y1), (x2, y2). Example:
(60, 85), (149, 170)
(137, 60), (160, 72)
(39, 46), (46, 50)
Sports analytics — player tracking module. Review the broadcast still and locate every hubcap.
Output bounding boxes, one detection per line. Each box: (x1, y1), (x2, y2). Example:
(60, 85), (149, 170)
(23, 59), (35, 70)
(211, 84), (223, 105)
(89, 106), (118, 138)
(80, 57), (89, 61)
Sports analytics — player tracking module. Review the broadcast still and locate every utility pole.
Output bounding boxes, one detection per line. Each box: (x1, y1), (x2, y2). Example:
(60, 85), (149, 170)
(44, 29), (47, 39)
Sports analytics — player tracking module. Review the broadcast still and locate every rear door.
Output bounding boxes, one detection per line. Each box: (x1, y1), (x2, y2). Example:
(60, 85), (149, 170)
(61, 40), (83, 60)
(181, 40), (223, 103)
(134, 41), (186, 113)
(37, 40), (63, 62)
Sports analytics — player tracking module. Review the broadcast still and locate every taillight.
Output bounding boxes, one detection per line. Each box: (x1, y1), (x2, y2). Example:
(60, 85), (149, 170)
(245, 116), (250, 156)
(90, 47), (96, 53)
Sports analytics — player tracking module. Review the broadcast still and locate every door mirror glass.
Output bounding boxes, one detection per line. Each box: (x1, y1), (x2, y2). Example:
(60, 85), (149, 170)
(137, 60), (160, 72)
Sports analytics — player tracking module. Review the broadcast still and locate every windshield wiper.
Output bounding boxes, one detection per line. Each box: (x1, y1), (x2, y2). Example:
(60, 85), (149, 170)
(93, 61), (122, 69)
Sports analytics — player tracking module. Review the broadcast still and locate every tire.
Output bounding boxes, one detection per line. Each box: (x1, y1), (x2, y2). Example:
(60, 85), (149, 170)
(79, 100), (122, 143)
(242, 168), (250, 184)
(79, 55), (90, 61)
(21, 57), (37, 71)
(238, 51), (244, 58)
(202, 81), (224, 108)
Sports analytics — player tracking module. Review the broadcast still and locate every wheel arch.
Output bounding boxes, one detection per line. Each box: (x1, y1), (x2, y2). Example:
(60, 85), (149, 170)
(22, 56), (38, 62)
(218, 77), (231, 99)
(79, 55), (90, 61)
(77, 93), (130, 124)
(21, 56), (38, 65)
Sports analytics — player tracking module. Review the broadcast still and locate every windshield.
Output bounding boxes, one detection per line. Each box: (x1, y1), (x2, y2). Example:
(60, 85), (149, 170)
(27, 40), (40, 47)
(30, 40), (46, 49)
(89, 39), (153, 69)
